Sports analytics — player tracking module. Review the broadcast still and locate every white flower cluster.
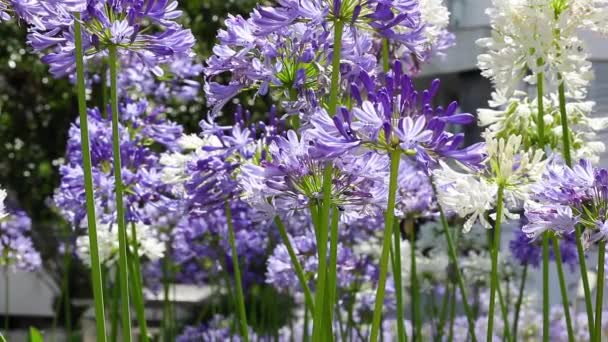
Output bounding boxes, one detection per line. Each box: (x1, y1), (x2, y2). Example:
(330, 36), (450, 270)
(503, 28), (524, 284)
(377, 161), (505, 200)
(0, 187), (7, 220)
(76, 222), (165, 266)
(477, 0), (603, 101)
(434, 135), (545, 232)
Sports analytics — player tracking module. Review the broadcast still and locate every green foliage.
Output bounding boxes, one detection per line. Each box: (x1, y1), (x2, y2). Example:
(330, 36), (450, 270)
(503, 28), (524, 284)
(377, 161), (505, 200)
(28, 327), (44, 342)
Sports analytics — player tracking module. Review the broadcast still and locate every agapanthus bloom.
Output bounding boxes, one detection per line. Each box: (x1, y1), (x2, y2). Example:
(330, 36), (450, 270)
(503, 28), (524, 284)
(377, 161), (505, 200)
(54, 100), (182, 227)
(476, 0), (604, 101)
(434, 135), (545, 232)
(76, 221), (165, 266)
(523, 159), (608, 246)
(479, 93), (608, 162)
(309, 61), (486, 171)
(28, 0), (195, 77)
(0, 209), (41, 272)
(238, 130), (389, 222)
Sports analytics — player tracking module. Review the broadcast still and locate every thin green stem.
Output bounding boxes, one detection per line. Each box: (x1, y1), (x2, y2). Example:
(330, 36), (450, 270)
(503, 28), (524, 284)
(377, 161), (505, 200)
(63, 244), (72, 340)
(448, 284), (456, 342)
(553, 237), (575, 342)
(575, 225), (594, 335)
(536, 75), (551, 342)
(512, 264), (528, 338)
(495, 280), (512, 342)
(225, 203), (249, 341)
(108, 44), (132, 342)
(487, 184), (505, 342)
(381, 39), (390, 72)
(4, 266), (8, 336)
(437, 284), (451, 337)
(595, 241), (606, 342)
(409, 222), (422, 340)
(393, 221), (406, 342)
(536, 73), (545, 146)
(129, 224), (148, 342)
(326, 206), (340, 326)
(437, 207), (476, 341)
(74, 15), (107, 341)
(162, 257), (170, 342)
(274, 217), (315, 313)
(313, 17), (345, 342)
(558, 81), (572, 166)
(370, 149), (401, 341)
(542, 234), (550, 342)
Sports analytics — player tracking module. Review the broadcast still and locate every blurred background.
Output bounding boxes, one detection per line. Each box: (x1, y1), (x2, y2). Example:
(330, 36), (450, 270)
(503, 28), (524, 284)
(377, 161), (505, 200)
(0, 0), (606, 339)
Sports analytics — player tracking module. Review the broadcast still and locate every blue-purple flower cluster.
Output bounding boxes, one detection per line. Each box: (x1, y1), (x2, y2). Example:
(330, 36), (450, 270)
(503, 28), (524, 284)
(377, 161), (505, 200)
(524, 159), (608, 248)
(0, 208), (41, 272)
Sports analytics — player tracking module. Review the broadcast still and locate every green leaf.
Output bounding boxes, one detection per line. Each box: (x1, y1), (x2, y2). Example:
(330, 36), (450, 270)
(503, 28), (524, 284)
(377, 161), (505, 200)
(28, 327), (44, 342)
(0, 332), (6, 342)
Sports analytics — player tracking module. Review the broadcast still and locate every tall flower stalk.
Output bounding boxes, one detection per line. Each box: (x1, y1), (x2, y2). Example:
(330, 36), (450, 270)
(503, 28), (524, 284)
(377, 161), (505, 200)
(313, 16), (345, 342)
(552, 236), (575, 341)
(73, 15), (107, 341)
(108, 45), (132, 342)
(370, 149), (401, 342)
(225, 203), (249, 341)
(487, 184), (505, 342)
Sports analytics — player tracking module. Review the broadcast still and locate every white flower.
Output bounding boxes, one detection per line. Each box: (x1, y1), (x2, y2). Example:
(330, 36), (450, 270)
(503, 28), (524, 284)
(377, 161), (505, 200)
(433, 161), (497, 232)
(477, 0), (595, 101)
(0, 188), (7, 220)
(159, 134), (223, 187)
(76, 222), (165, 267)
(434, 135), (545, 232)
(479, 93), (607, 163)
(419, 0), (451, 45)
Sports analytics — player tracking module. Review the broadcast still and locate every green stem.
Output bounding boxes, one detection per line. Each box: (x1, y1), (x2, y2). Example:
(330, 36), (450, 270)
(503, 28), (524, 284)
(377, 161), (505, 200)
(542, 234), (550, 342)
(274, 217), (315, 313)
(487, 184), (505, 342)
(437, 284), (451, 337)
(558, 81), (572, 166)
(129, 224), (148, 342)
(576, 225), (594, 336)
(370, 149), (401, 341)
(495, 280), (512, 342)
(74, 15), (107, 341)
(536, 73), (545, 146)
(437, 207), (477, 341)
(409, 222), (422, 340)
(325, 206), (340, 326)
(108, 44), (132, 342)
(536, 75), (551, 342)
(595, 241), (606, 341)
(225, 203), (249, 341)
(4, 266), (8, 336)
(512, 264), (528, 339)
(381, 39), (390, 72)
(393, 221), (406, 342)
(552, 237), (575, 341)
(313, 18), (345, 342)
(162, 257), (170, 341)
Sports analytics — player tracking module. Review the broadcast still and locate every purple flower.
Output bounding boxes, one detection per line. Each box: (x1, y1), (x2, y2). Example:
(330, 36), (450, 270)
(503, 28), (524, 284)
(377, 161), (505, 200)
(524, 159), (608, 248)
(0, 209), (41, 272)
(28, 0), (195, 78)
(308, 61), (486, 171)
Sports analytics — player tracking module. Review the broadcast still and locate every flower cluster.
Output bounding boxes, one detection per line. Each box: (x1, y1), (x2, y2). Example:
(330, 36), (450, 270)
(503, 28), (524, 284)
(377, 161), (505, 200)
(0, 208), (41, 272)
(27, 0), (195, 78)
(204, 0), (453, 114)
(523, 159), (608, 246)
(308, 61), (486, 171)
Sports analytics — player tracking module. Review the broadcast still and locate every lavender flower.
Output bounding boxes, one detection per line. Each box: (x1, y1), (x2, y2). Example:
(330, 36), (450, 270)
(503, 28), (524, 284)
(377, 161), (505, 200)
(28, 0), (195, 77)
(523, 159), (608, 247)
(0, 209), (41, 272)
(308, 61), (486, 171)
